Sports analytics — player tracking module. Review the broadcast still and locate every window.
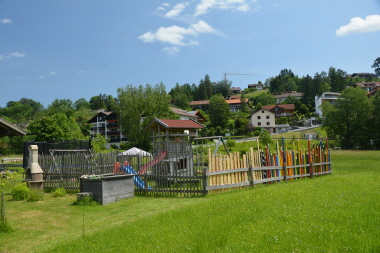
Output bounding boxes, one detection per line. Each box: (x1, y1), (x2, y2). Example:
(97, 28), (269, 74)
(262, 110), (264, 113)
(267, 122), (270, 125)
(257, 116), (261, 119)
(258, 122), (261, 126)
(266, 115), (270, 119)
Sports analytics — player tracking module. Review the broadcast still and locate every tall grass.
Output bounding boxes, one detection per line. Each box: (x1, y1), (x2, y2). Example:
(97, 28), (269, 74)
(0, 151), (379, 252)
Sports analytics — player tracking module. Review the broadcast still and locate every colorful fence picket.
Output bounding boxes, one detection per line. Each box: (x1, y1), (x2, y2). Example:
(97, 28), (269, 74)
(207, 139), (332, 193)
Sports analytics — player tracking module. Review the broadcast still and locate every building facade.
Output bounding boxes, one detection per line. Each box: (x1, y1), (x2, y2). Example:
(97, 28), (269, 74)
(248, 109), (289, 134)
(87, 110), (126, 144)
(315, 92), (340, 117)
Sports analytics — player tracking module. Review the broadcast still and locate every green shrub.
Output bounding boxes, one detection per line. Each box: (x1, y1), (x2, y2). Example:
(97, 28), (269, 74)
(72, 195), (98, 206)
(11, 183), (30, 201)
(27, 189), (44, 202)
(52, 188), (67, 197)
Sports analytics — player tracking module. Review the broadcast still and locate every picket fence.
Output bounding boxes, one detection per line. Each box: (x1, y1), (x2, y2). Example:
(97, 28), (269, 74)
(36, 139), (332, 196)
(207, 140), (332, 193)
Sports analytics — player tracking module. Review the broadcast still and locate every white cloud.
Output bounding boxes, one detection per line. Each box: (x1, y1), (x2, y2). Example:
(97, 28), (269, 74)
(163, 46), (180, 55)
(38, 75), (46, 79)
(49, 71), (57, 75)
(1, 18), (12, 24)
(165, 2), (189, 18)
(191, 20), (216, 33)
(336, 15), (380, 36)
(0, 52), (26, 61)
(194, 0), (257, 16)
(8, 52), (26, 59)
(78, 70), (85, 74)
(139, 20), (217, 46)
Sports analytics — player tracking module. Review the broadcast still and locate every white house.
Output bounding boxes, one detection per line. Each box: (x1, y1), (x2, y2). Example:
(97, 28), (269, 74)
(315, 92), (340, 117)
(248, 109), (289, 134)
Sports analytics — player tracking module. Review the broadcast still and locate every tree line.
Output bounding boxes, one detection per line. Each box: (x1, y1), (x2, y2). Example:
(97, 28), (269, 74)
(1, 58), (380, 153)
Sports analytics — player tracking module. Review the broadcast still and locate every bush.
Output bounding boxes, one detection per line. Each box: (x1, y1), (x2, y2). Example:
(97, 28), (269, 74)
(72, 195), (98, 206)
(27, 189), (44, 202)
(110, 144), (119, 150)
(52, 188), (67, 197)
(11, 183), (30, 201)
(226, 139), (236, 150)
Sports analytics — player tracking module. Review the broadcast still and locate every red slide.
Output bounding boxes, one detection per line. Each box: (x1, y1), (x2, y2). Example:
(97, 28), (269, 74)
(138, 151), (167, 175)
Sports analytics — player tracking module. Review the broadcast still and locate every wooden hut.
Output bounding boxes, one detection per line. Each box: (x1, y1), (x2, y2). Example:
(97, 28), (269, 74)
(146, 118), (205, 179)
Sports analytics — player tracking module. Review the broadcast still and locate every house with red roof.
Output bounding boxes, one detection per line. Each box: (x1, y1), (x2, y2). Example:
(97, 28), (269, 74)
(189, 97), (249, 112)
(355, 82), (380, 93)
(146, 118), (205, 137)
(262, 104), (295, 118)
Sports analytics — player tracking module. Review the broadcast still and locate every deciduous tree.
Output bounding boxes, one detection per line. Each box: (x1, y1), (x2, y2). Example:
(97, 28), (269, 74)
(322, 87), (372, 149)
(208, 94), (230, 129)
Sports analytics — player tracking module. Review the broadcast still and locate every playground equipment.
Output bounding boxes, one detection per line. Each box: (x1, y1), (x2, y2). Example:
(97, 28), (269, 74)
(115, 161), (151, 189)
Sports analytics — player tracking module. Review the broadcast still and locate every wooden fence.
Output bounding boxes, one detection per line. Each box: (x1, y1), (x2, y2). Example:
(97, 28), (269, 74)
(38, 151), (117, 189)
(207, 139), (332, 193)
(35, 139), (332, 196)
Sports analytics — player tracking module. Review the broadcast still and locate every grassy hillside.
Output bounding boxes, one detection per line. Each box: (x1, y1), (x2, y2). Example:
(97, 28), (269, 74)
(1, 150), (379, 252)
(242, 89), (269, 99)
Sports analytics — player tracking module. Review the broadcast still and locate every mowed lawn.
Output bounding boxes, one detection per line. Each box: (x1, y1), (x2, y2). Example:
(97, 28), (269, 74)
(1, 150), (379, 252)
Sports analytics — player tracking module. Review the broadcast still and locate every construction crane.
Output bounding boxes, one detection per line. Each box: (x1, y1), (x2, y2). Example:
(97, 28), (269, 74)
(223, 72), (256, 81)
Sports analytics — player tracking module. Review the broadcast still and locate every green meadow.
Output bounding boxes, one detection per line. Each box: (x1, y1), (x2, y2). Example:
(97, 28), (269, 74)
(1, 150), (379, 252)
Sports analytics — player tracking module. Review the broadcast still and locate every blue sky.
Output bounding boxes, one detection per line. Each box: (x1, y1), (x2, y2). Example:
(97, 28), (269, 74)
(1, 0), (380, 107)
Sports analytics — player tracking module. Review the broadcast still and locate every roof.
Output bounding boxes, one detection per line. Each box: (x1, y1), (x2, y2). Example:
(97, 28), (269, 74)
(230, 87), (241, 90)
(262, 104), (295, 111)
(250, 108), (274, 116)
(170, 107), (198, 118)
(355, 82), (380, 87)
(86, 110), (114, 123)
(226, 98), (249, 104)
(146, 118), (205, 132)
(0, 117), (26, 137)
(368, 87), (380, 97)
(189, 100), (210, 106)
(248, 83), (264, 87)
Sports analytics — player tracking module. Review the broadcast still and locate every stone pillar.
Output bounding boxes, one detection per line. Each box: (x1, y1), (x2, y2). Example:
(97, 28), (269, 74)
(28, 145), (44, 190)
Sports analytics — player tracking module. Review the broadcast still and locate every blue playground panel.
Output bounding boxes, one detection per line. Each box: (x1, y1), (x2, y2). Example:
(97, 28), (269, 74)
(120, 165), (151, 189)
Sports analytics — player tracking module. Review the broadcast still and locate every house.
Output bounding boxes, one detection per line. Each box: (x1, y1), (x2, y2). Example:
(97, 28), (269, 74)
(262, 104), (295, 118)
(273, 91), (303, 104)
(368, 87), (380, 97)
(315, 92), (340, 117)
(230, 87), (241, 94)
(188, 111), (207, 123)
(248, 109), (289, 134)
(86, 110), (126, 144)
(189, 100), (210, 111)
(226, 98), (250, 112)
(348, 73), (377, 79)
(355, 82), (380, 93)
(0, 117), (26, 137)
(170, 107), (199, 121)
(189, 98), (249, 112)
(248, 83), (264, 90)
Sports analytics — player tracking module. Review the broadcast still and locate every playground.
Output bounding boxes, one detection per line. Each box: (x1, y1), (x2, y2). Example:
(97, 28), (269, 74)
(0, 150), (379, 252)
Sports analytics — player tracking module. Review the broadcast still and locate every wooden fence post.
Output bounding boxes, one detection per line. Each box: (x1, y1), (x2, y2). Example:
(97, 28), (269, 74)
(203, 167), (208, 195)
(248, 166), (254, 188)
(282, 137), (287, 182)
(310, 163), (314, 179)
